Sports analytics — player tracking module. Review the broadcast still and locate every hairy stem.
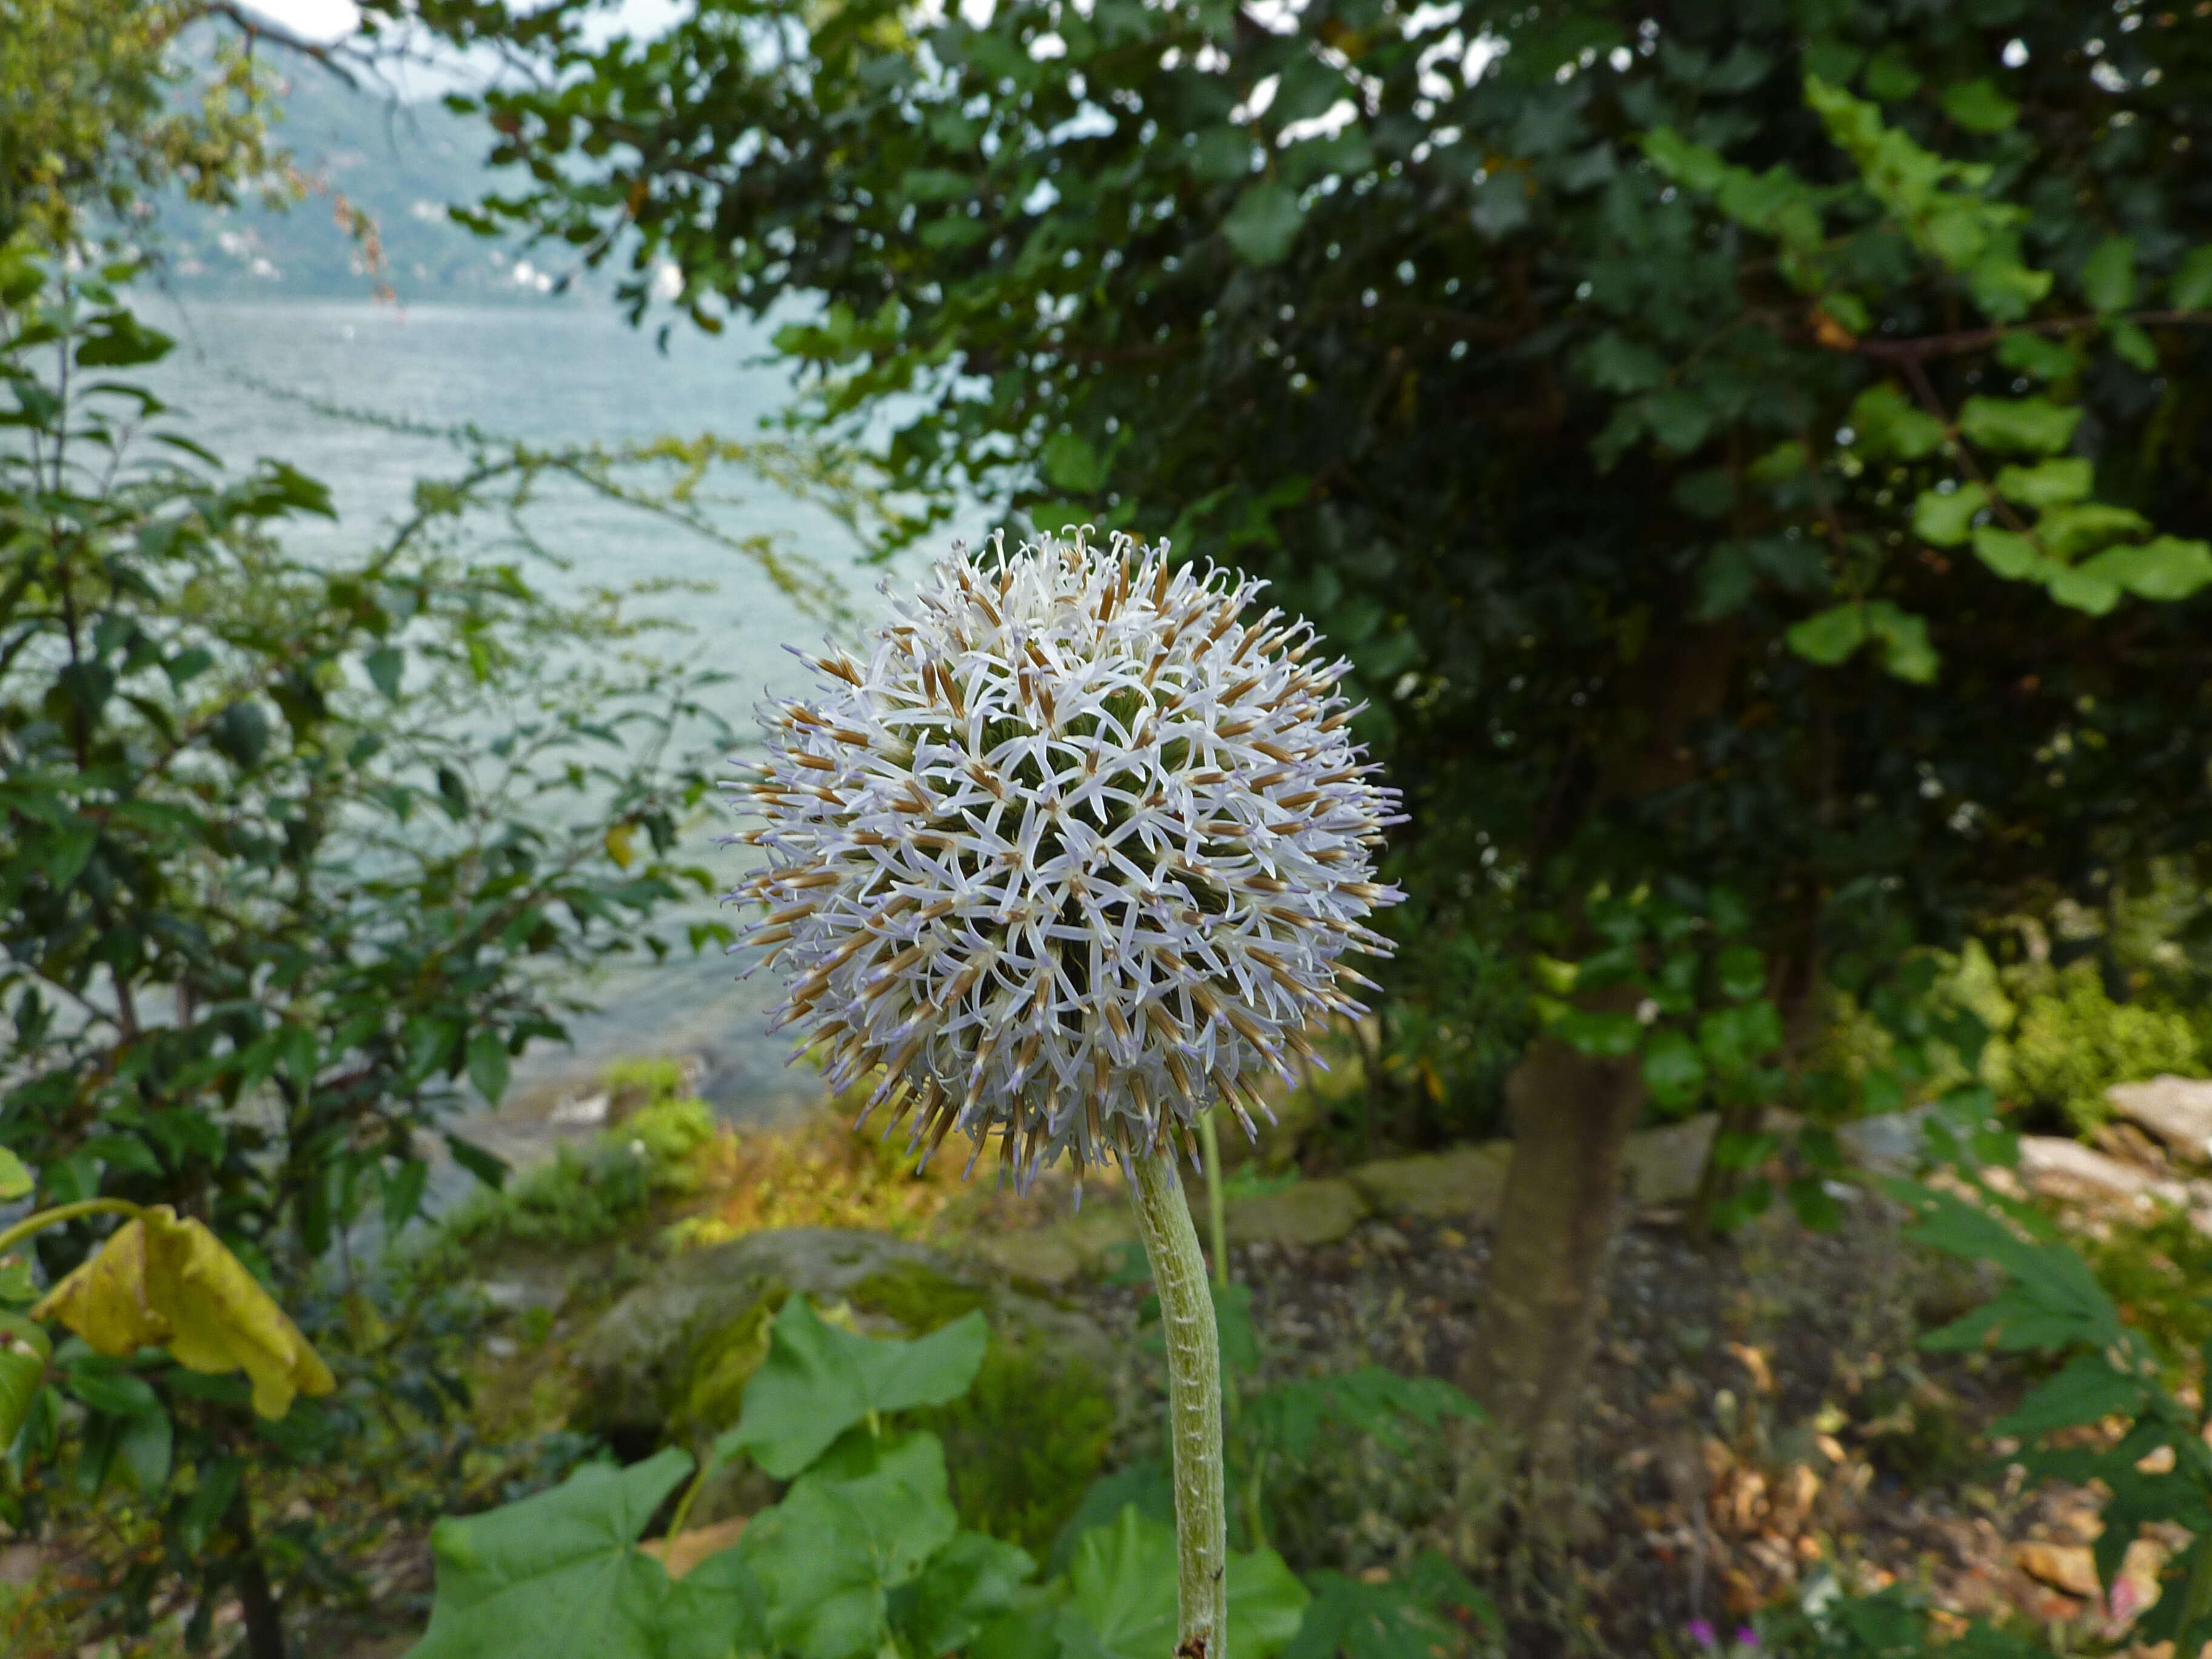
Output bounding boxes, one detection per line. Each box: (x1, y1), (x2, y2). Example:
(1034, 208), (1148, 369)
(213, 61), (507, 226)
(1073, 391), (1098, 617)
(1129, 1148), (1227, 1659)
(1197, 1108), (1228, 1289)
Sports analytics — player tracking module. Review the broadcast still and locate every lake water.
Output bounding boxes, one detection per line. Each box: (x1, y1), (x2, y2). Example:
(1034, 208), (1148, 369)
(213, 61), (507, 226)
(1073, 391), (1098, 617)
(136, 295), (968, 1138)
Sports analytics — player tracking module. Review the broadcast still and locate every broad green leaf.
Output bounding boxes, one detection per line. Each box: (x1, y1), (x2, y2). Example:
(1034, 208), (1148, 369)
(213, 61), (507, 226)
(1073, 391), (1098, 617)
(1970, 527), (2042, 580)
(409, 1447), (740, 1659)
(1222, 182), (1305, 265)
(364, 645), (405, 700)
(2109, 320), (2157, 371)
(1042, 431), (1108, 493)
(1552, 1009), (1641, 1059)
(468, 1030), (512, 1104)
(0, 1148), (30, 1200)
(717, 1297), (988, 1478)
(1785, 603), (1865, 665)
(1641, 1030), (1706, 1111)
(742, 1432), (959, 1659)
(1848, 383), (1945, 460)
(2080, 236), (2137, 313)
(1061, 1506), (1310, 1659)
(0, 1322), (45, 1450)
(1866, 603), (1938, 683)
(1939, 78), (2017, 134)
(894, 1531), (1037, 1658)
(1997, 331), (2079, 381)
(2172, 245), (2212, 311)
(35, 1207), (335, 1419)
(1187, 127), (1255, 183)
(2043, 566), (2122, 616)
(2037, 501), (2150, 558)
(1913, 483), (1987, 546)
(1957, 395), (2080, 455)
(1992, 458), (2091, 509)
(2077, 536), (2212, 602)
(1714, 943), (1766, 1001)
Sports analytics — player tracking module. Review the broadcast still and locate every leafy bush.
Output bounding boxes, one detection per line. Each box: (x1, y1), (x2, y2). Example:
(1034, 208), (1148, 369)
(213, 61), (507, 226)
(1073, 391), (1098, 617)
(409, 1295), (1315, 1659)
(1983, 959), (2203, 1133)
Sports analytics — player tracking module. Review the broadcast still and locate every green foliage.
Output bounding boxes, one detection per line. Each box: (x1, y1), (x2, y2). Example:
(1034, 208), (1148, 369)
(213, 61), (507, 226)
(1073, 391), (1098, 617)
(412, 1448), (765, 1659)
(2088, 1207), (2212, 1368)
(1885, 1157), (2212, 1655)
(914, 1338), (1116, 1558)
(1287, 1555), (1494, 1659)
(713, 1296), (988, 1480)
(1983, 959), (2203, 1133)
(384, 0), (2212, 1200)
(410, 1301), (1318, 1659)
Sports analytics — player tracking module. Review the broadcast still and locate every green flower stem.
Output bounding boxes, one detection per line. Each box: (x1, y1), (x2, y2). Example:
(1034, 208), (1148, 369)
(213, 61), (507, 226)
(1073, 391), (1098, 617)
(1196, 1109), (1228, 1290)
(0, 1198), (143, 1259)
(1130, 1147), (1228, 1659)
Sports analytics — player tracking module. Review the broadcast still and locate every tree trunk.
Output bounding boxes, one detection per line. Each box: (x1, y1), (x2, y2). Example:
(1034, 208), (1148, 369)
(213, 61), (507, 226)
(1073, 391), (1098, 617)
(1459, 1029), (1645, 1500)
(229, 1485), (287, 1659)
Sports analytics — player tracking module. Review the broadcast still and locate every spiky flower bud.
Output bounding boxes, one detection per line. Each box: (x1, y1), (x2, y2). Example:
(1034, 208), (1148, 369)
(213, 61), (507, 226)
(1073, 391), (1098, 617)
(727, 529), (1403, 1190)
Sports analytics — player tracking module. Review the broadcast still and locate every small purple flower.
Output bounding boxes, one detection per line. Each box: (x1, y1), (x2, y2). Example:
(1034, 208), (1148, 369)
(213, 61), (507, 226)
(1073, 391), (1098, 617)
(1734, 1628), (1758, 1649)
(1687, 1619), (1717, 1649)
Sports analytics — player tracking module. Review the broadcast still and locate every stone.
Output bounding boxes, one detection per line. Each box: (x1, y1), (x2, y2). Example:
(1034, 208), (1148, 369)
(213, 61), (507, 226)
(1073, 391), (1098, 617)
(576, 1227), (1107, 1439)
(1623, 1114), (1718, 1206)
(2016, 1541), (2099, 1600)
(1835, 1105), (1940, 1174)
(1221, 1178), (1369, 1245)
(2016, 1136), (2153, 1204)
(1346, 1143), (1511, 1222)
(2107, 1074), (2212, 1167)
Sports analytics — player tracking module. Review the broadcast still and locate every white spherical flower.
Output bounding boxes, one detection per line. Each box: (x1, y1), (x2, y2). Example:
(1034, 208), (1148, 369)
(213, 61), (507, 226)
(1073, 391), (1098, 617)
(726, 529), (1404, 1190)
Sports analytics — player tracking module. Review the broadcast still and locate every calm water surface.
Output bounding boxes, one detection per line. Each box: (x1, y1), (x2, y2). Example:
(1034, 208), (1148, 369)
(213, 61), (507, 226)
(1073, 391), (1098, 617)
(138, 295), (958, 1131)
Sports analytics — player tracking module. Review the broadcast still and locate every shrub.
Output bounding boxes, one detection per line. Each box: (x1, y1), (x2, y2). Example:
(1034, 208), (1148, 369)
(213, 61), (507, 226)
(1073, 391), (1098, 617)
(1985, 959), (2203, 1133)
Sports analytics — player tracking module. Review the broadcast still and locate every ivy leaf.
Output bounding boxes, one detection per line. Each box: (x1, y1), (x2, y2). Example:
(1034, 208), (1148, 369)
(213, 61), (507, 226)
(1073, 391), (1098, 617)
(1912, 483), (1988, 546)
(34, 1206), (336, 1419)
(2080, 236), (2136, 313)
(1222, 182), (1305, 265)
(1957, 396), (2081, 455)
(2108, 320), (2158, 371)
(1785, 603), (1865, 665)
(1059, 1505), (1310, 1659)
(716, 1297), (988, 1478)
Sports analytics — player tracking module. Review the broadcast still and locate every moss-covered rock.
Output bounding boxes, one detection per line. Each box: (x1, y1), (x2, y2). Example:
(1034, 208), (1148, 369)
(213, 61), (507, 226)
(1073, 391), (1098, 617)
(574, 1227), (1111, 1443)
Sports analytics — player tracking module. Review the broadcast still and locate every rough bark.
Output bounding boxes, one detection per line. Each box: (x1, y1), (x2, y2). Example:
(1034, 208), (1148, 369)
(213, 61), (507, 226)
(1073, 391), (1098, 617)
(1458, 1029), (1646, 1496)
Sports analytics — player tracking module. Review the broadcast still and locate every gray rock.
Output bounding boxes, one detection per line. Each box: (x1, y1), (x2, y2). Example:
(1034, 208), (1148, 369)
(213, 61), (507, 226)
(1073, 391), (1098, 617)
(1835, 1105), (1940, 1174)
(577, 1227), (1107, 1439)
(2017, 1136), (2154, 1202)
(1347, 1144), (1511, 1222)
(1623, 1114), (1718, 1206)
(1220, 1178), (1369, 1245)
(2108, 1074), (2212, 1167)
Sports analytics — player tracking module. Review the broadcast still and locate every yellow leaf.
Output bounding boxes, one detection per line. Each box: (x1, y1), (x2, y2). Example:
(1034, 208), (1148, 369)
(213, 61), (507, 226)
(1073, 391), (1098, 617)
(605, 822), (637, 870)
(34, 1207), (335, 1419)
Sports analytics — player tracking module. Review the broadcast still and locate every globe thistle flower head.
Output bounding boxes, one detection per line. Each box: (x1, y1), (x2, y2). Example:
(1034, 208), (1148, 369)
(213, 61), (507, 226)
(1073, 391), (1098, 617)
(728, 528), (1404, 1192)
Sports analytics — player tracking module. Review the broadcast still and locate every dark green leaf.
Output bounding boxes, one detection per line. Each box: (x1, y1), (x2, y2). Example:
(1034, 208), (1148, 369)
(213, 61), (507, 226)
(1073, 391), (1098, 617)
(1222, 183), (1305, 265)
(716, 1297), (988, 1479)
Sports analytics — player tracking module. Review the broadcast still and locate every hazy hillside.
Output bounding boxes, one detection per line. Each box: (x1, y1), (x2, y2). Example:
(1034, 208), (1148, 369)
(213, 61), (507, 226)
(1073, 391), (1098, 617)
(153, 64), (562, 304)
